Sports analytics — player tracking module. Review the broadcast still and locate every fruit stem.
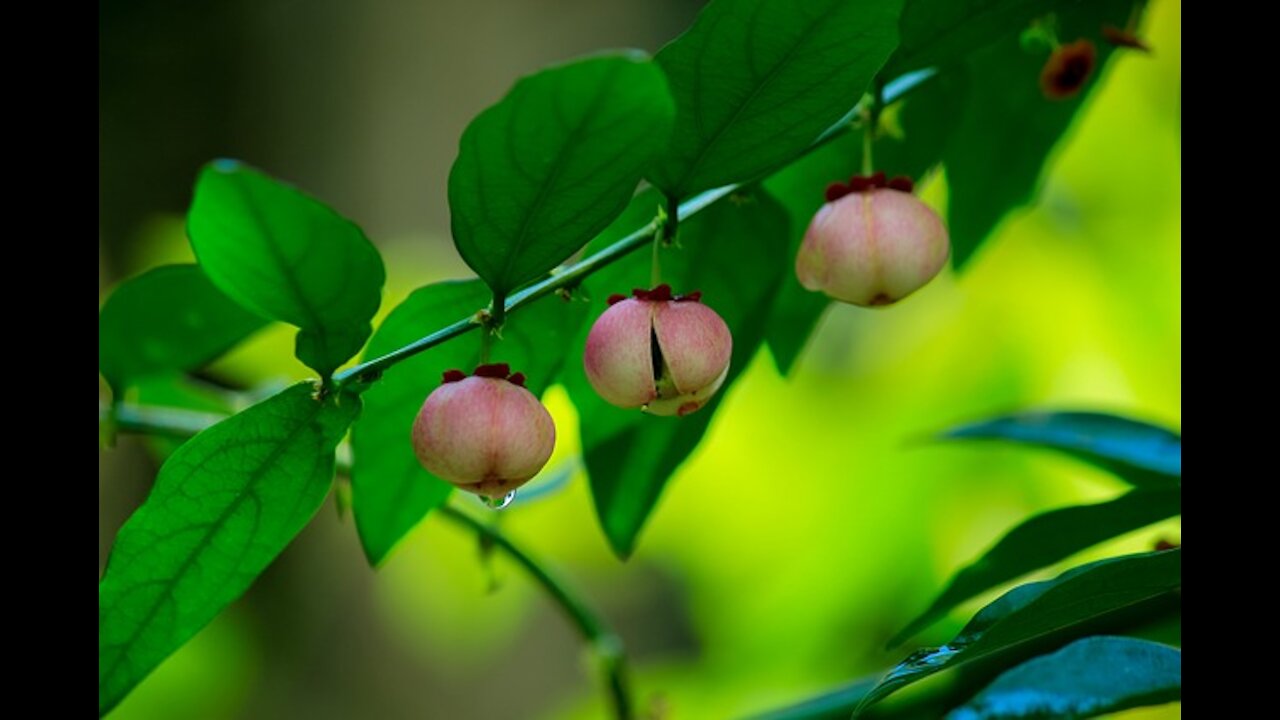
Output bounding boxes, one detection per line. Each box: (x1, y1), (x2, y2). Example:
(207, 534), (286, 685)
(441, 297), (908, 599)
(439, 505), (636, 720)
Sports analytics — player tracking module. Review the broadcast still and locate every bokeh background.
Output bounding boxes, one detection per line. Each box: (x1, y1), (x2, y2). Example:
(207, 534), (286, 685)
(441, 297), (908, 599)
(99, 1), (1182, 718)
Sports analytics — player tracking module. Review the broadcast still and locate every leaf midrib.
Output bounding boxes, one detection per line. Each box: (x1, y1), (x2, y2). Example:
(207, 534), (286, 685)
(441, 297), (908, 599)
(492, 61), (624, 291)
(100, 395), (327, 701)
(664, 3), (844, 196)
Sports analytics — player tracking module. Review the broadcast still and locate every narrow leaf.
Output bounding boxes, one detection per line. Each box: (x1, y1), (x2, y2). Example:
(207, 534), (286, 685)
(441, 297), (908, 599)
(947, 637), (1181, 720)
(187, 161), (386, 377)
(944, 0), (1139, 267)
(448, 52), (675, 296)
(859, 549), (1181, 712)
(942, 410), (1181, 486)
(649, 0), (903, 199)
(99, 383), (360, 715)
(98, 264), (267, 395)
(761, 73), (964, 374)
(890, 488), (1181, 647)
(561, 187), (789, 557)
(351, 281), (587, 565)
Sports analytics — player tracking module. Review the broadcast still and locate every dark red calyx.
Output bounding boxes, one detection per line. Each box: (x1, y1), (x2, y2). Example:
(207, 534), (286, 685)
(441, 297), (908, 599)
(473, 363), (512, 379)
(632, 284), (674, 302)
(827, 172), (914, 201)
(825, 182), (850, 202)
(1154, 539), (1179, 551)
(675, 290), (703, 303)
(1102, 25), (1150, 52)
(442, 369), (467, 384)
(507, 372), (527, 388)
(607, 293), (628, 306)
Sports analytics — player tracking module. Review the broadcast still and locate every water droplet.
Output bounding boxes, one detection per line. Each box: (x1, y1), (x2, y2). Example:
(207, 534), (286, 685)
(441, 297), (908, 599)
(483, 491), (516, 510)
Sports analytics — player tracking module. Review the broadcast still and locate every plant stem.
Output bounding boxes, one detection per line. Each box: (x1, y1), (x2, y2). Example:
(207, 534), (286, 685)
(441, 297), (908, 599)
(319, 69), (935, 391)
(437, 505), (634, 720)
(100, 401), (635, 720)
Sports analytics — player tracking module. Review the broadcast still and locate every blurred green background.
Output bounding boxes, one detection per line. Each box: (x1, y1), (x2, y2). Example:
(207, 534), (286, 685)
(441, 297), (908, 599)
(98, 1), (1181, 718)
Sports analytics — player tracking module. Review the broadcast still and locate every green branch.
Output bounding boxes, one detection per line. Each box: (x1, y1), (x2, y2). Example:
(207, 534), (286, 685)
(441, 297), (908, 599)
(101, 402), (634, 720)
(332, 68), (935, 391)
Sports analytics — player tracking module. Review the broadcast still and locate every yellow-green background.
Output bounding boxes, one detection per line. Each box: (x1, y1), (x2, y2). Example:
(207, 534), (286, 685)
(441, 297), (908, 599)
(98, 0), (1181, 717)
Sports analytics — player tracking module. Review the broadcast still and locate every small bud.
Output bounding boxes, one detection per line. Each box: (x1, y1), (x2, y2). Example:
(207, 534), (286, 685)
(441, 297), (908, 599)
(583, 287), (732, 416)
(1040, 39), (1097, 100)
(411, 367), (555, 499)
(795, 181), (949, 307)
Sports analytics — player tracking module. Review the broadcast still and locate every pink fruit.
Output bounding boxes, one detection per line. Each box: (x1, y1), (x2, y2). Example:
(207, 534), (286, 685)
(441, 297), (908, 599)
(583, 284), (732, 417)
(796, 172), (950, 307)
(411, 363), (555, 499)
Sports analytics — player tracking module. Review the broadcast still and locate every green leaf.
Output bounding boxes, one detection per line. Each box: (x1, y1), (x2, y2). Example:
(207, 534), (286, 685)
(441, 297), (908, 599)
(761, 73), (964, 374)
(943, 0), (1136, 267)
(561, 187), (789, 558)
(947, 637), (1181, 720)
(187, 160), (386, 377)
(890, 488), (1181, 647)
(648, 0), (903, 199)
(857, 549), (1181, 713)
(885, 0), (1073, 77)
(941, 411), (1181, 486)
(448, 52), (675, 296)
(350, 281), (587, 565)
(98, 264), (267, 395)
(99, 383), (359, 715)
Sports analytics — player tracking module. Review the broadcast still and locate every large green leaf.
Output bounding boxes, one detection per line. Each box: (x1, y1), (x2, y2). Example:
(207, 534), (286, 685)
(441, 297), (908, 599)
(350, 280), (587, 565)
(448, 52), (674, 296)
(761, 73), (964, 374)
(187, 161), (386, 377)
(944, 0), (1138, 267)
(942, 410), (1181, 486)
(561, 187), (789, 558)
(98, 264), (267, 395)
(890, 488), (1181, 647)
(946, 637), (1181, 720)
(99, 383), (359, 715)
(857, 549), (1181, 713)
(885, 0), (1074, 77)
(648, 0), (902, 199)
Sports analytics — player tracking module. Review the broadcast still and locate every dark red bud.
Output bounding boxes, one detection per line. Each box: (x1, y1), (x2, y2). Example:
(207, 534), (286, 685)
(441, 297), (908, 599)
(442, 369), (467, 384)
(473, 363), (512, 379)
(507, 372), (527, 387)
(825, 182), (850, 202)
(1154, 539), (1179, 551)
(888, 176), (914, 193)
(607, 293), (627, 306)
(869, 171), (887, 187)
(847, 176), (872, 193)
(676, 290), (703, 303)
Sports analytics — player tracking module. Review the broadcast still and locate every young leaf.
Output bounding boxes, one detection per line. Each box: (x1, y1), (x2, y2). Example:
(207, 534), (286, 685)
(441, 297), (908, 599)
(98, 264), (267, 395)
(858, 548), (1181, 713)
(885, 0), (1075, 77)
(648, 0), (903, 199)
(448, 52), (675, 297)
(350, 280), (587, 565)
(941, 410), (1181, 486)
(99, 383), (360, 715)
(890, 488), (1182, 647)
(946, 637), (1181, 720)
(561, 187), (789, 558)
(944, 0), (1137, 267)
(187, 161), (386, 377)
(761, 73), (964, 374)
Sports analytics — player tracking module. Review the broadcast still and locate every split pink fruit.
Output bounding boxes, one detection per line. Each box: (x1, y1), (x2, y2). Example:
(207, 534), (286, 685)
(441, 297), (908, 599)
(411, 363), (555, 499)
(583, 285), (732, 417)
(796, 172), (950, 307)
